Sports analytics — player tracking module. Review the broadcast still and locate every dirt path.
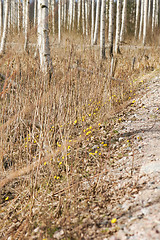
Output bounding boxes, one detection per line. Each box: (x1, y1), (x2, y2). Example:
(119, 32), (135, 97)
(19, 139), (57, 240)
(109, 72), (160, 240)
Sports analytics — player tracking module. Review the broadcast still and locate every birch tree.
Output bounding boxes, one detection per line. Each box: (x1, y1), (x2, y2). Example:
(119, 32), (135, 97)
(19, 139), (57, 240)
(135, 0), (140, 38)
(77, 0), (81, 31)
(51, 0), (55, 35)
(85, 0), (88, 36)
(148, 0), (151, 24)
(152, 0), (156, 32)
(0, 0), (2, 36)
(115, 0), (121, 54)
(120, 0), (127, 43)
(143, 0), (148, 45)
(100, 0), (106, 59)
(91, 0), (94, 44)
(34, 0), (37, 28)
(24, 0), (30, 52)
(17, 0), (21, 33)
(93, 0), (100, 45)
(58, 0), (61, 43)
(108, 0), (114, 57)
(139, 0), (144, 39)
(82, 0), (85, 34)
(0, 0), (10, 55)
(155, 0), (159, 27)
(38, 0), (53, 75)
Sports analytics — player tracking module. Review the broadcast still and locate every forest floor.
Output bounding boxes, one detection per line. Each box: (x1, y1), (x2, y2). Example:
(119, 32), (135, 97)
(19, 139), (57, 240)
(0, 41), (160, 239)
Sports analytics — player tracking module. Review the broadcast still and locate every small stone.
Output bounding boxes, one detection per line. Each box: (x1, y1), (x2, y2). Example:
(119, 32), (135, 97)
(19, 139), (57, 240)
(53, 229), (64, 239)
(140, 161), (160, 174)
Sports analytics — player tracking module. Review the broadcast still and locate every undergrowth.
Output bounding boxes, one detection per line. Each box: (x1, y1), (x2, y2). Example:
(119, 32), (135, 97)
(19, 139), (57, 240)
(0, 33), (159, 239)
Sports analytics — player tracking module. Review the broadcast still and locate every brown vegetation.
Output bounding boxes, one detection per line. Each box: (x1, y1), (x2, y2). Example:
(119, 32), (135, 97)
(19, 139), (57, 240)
(0, 33), (160, 239)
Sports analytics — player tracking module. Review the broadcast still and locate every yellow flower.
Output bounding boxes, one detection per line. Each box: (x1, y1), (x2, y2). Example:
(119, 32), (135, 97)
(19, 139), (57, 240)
(127, 140), (129, 142)
(54, 176), (57, 179)
(86, 131), (91, 136)
(99, 153), (101, 156)
(95, 150), (98, 154)
(119, 118), (121, 121)
(69, 140), (72, 142)
(68, 146), (71, 150)
(57, 142), (61, 147)
(74, 120), (77, 124)
(103, 144), (107, 147)
(111, 218), (117, 224)
(89, 126), (92, 129)
(57, 176), (60, 180)
(62, 156), (64, 160)
(5, 197), (9, 201)
(89, 114), (91, 116)
(98, 123), (101, 126)
(44, 162), (47, 166)
(101, 142), (104, 144)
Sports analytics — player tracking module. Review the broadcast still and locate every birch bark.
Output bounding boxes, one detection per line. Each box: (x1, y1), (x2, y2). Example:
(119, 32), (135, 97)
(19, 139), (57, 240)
(135, 0), (140, 38)
(143, 0), (148, 45)
(58, 0), (61, 43)
(77, 0), (81, 31)
(152, 0), (156, 32)
(34, 0), (37, 28)
(115, 0), (121, 53)
(38, 0), (53, 75)
(91, 0), (94, 44)
(139, 0), (144, 39)
(120, 0), (127, 43)
(93, 0), (100, 45)
(24, 0), (30, 52)
(0, 0), (10, 55)
(0, 0), (2, 36)
(100, 0), (106, 59)
(108, 0), (114, 57)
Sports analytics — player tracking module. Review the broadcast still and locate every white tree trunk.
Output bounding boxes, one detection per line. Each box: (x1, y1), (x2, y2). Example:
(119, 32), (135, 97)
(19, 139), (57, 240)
(38, 0), (53, 74)
(155, 0), (158, 26)
(77, 0), (81, 30)
(115, 0), (121, 53)
(64, 0), (66, 28)
(17, 0), (21, 33)
(0, 0), (2, 36)
(143, 0), (148, 45)
(73, 0), (75, 28)
(34, 0), (37, 28)
(0, 0), (10, 55)
(51, 0), (55, 35)
(147, 0), (151, 24)
(91, 0), (94, 44)
(152, 0), (156, 32)
(120, 0), (127, 43)
(139, 0), (144, 39)
(108, 0), (114, 56)
(82, 0), (85, 34)
(58, 0), (61, 43)
(69, 0), (73, 31)
(93, 0), (100, 45)
(85, 0), (88, 36)
(135, 0), (140, 38)
(23, 0), (26, 31)
(24, 0), (30, 52)
(100, 0), (106, 59)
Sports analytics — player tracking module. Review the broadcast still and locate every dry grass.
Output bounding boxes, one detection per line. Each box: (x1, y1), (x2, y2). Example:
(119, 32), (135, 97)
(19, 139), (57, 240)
(0, 33), (160, 239)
